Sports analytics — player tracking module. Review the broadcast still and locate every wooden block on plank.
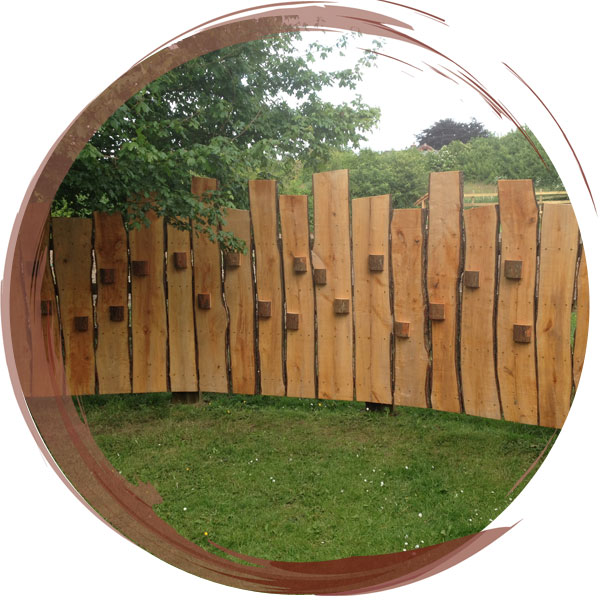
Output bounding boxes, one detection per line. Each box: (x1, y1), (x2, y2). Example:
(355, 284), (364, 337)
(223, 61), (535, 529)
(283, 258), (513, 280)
(257, 300), (272, 318)
(286, 312), (299, 330)
(131, 260), (149, 277)
(394, 321), (410, 338)
(99, 268), (115, 284)
(109, 306), (125, 322)
(429, 303), (445, 321)
(197, 293), (211, 309)
(464, 270), (480, 289)
(224, 252), (241, 268)
(173, 252), (187, 270)
(314, 268), (327, 285)
(504, 259), (522, 279)
(513, 324), (532, 343)
(333, 298), (350, 314)
(368, 254), (385, 272)
(293, 256), (307, 273)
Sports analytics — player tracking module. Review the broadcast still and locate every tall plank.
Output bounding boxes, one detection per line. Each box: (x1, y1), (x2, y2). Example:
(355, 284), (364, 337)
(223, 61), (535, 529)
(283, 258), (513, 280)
(223, 208), (256, 394)
(29, 219), (63, 398)
(94, 212), (131, 394)
(313, 170), (353, 401)
(536, 204), (579, 428)
(279, 195), (315, 399)
(52, 217), (95, 395)
(497, 180), (538, 425)
(129, 210), (167, 393)
(573, 247), (589, 389)
(191, 177), (228, 393)
(427, 171), (462, 413)
(391, 209), (429, 408)
(249, 180), (285, 397)
(460, 205), (501, 419)
(352, 195), (392, 404)
(167, 220), (198, 392)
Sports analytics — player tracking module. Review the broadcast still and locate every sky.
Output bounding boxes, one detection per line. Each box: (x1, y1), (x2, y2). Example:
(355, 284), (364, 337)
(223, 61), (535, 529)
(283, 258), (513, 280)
(294, 31), (516, 151)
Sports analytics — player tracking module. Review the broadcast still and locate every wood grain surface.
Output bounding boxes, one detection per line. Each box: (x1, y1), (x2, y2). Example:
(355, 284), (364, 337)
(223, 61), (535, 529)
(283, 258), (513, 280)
(391, 208), (429, 408)
(223, 208), (256, 395)
(536, 204), (579, 428)
(313, 170), (353, 401)
(427, 171), (462, 413)
(94, 212), (131, 394)
(129, 210), (167, 393)
(573, 247), (589, 389)
(167, 219), (198, 392)
(497, 179), (538, 425)
(249, 180), (285, 396)
(279, 194), (315, 398)
(352, 195), (392, 404)
(191, 177), (228, 393)
(52, 217), (95, 395)
(460, 205), (501, 419)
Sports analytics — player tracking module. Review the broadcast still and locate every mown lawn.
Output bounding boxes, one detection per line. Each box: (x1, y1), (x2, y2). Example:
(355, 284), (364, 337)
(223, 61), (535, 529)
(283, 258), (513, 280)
(79, 393), (556, 562)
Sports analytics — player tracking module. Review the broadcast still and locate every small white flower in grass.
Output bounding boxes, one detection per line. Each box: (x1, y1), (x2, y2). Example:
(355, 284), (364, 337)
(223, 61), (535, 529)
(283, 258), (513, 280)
(415, 544), (420, 549)
(403, 549), (406, 552)
(468, 518), (472, 522)
(460, 490), (463, 493)
(405, 465), (409, 469)
(380, 481), (384, 486)
(491, 491), (495, 494)
(404, 542), (408, 546)
(341, 489), (344, 493)
(183, 507), (187, 511)
(421, 540), (424, 544)
(364, 479), (367, 482)
(418, 513), (422, 518)
(489, 518), (493, 522)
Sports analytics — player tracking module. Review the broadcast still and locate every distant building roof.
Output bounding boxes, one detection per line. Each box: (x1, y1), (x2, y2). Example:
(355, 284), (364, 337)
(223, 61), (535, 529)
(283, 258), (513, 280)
(417, 143), (435, 152)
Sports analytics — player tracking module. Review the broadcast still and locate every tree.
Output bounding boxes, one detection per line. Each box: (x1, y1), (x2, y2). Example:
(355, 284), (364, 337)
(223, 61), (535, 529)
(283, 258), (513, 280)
(415, 118), (490, 150)
(54, 33), (381, 250)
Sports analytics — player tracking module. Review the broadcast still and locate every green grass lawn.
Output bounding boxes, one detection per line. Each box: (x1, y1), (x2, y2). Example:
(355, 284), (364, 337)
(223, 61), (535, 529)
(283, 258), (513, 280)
(79, 393), (556, 563)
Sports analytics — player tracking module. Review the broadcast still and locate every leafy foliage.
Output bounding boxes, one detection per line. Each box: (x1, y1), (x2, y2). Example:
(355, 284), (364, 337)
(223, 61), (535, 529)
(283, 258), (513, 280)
(55, 33), (381, 250)
(416, 118), (490, 150)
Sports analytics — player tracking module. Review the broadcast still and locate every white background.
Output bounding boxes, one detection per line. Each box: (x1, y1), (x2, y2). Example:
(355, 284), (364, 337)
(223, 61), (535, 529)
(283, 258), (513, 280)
(1, 1), (598, 598)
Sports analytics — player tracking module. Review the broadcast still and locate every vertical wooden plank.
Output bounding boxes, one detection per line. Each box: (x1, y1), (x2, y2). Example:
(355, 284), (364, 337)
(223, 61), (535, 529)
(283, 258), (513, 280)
(191, 177), (228, 393)
(536, 204), (579, 428)
(279, 195), (315, 399)
(28, 220), (63, 398)
(460, 205), (501, 419)
(94, 212), (131, 394)
(52, 217), (95, 395)
(166, 220), (198, 392)
(497, 179), (538, 425)
(129, 210), (167, 393)
(427, 171), (462, 413)
(391, 209), (429, 408)
(313, 170), (353, 401)
(573, 248), (589, 389)
(352, 195), (392, 404)
(222, 208), (256, 394)
(249, 180), (285, 397)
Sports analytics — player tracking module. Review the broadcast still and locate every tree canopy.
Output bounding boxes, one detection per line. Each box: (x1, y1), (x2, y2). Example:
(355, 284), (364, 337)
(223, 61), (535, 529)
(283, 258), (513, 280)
(54, 33), (381, 250)
(415, 118), (490, 150)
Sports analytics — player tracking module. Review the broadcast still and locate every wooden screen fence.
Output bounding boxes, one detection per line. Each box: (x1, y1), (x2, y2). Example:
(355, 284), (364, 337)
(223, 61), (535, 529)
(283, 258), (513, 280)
(27, 171), (588, 429)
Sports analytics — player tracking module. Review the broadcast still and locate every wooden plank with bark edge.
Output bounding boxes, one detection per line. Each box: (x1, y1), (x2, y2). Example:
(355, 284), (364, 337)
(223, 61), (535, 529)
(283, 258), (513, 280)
(249, 180), (285, 396)
(497, 180), (538, 425)
(167, 219), (198, 392)
(191, 177), (228, 393)
(536, 204), (579, 428)
(313, 170), (353, 401)
(427, 171), (462, 413)
(391, 209), (429, 408)
(222, 208), (256, 394)
(279, 194), (315, 399)
(52, 217), (95, 395)
(460, 206), (501, 419)
(26, 218), (64, 398)
(129, 210), (168, 393)
(352, 195), (392, 404)
(573, 247), (589, 389)
(93, 212), (131, 394)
